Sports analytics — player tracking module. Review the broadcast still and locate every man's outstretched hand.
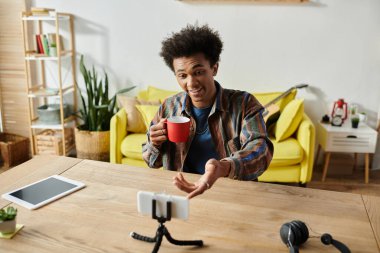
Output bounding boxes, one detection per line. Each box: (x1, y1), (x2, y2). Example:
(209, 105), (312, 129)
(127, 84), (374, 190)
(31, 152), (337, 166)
(173, 159), (230, 199)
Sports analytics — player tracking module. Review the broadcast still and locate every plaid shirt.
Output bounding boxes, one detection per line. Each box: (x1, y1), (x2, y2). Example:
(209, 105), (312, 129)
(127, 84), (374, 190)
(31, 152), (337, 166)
(142, 82), (273, 180)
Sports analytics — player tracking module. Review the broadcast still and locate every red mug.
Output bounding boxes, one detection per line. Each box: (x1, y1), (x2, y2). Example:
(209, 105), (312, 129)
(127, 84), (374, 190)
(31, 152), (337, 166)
(165, 116), (190, 143)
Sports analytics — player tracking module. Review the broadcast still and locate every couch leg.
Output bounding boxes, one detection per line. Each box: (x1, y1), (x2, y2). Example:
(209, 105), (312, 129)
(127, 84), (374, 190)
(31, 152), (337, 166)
(298, 183), (307, 187)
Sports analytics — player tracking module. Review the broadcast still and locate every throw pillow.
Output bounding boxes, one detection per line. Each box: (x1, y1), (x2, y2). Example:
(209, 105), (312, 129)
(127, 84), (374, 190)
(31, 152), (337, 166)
(279, 90), (297, 112)
(135, 104), (161, 130)
(117, 95), (160, 133)
(274, 99), (304, 142)
(147, 86), (178, 103)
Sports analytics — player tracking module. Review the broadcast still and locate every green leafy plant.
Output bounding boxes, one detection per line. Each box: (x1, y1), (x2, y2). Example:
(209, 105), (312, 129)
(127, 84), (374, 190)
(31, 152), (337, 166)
(351, 117), (360, 123)
(0, 206), (17, 221)
(78, 55), (136, 131)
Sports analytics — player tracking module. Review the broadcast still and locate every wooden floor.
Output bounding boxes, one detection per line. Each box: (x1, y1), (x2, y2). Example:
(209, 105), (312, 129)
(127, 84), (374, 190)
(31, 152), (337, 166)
(0, 165), (10, 174)
(1, 161), (380, 197)
(308, 167), (380, 197)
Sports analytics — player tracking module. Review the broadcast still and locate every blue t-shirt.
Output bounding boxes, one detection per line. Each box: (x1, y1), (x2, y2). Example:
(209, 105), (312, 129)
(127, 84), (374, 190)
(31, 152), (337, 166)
(183, 105), (219, 174)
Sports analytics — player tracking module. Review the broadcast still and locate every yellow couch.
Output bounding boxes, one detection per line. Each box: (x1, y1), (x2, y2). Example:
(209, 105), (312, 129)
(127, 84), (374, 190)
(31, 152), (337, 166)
(110, 87), (315, 185)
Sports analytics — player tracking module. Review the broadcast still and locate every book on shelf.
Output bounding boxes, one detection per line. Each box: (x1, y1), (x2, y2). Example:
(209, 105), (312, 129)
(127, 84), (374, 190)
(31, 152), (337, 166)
(36, 34), (44, 54)
(35, 33), (64, 56)
(30, 7), (56, 16)
(31, 7), (55, 12)
(41, 34), (49, 56)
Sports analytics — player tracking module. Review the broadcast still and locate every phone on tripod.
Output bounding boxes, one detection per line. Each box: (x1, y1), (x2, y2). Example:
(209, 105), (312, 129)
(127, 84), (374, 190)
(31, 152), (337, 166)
(132, 191), (202, 252)
(137, 191), (189, 220)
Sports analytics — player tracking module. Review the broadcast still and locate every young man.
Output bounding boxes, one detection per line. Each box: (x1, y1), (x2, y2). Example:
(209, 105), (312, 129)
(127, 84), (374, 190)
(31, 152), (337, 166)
(142, 25), (273, 198)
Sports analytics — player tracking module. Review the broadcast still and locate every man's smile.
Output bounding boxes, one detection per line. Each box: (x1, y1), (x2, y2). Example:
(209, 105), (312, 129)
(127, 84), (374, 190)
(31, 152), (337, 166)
(189, 88), (203, 97)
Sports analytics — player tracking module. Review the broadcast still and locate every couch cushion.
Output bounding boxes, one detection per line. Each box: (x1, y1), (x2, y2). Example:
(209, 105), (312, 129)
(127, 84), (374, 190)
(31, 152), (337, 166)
(275, 99), (304, 142)
(135, 104), (160, 130)
(269, 137), (303, 167)
(258, 165), (301, 183)
(117, 95), (159, 133)
(120, 133), (146, 159)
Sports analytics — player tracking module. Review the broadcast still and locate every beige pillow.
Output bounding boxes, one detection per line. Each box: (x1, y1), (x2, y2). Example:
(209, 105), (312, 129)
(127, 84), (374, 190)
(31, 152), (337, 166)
(117, 95), (160, 133)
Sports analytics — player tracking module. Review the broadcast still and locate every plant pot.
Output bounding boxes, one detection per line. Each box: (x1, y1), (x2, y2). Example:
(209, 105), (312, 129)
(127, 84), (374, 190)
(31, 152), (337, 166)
(358, 113), (367, 123)
(0, 219), (16, 234)
(74, 128), (110, 162)
(49, 47), (57, 57)
(351, 119), (359, 129)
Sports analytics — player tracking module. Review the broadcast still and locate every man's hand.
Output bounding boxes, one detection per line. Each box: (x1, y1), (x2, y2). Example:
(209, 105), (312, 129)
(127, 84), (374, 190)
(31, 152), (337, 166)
(173, 159), (231, 199)
(149, 118), (167, 147)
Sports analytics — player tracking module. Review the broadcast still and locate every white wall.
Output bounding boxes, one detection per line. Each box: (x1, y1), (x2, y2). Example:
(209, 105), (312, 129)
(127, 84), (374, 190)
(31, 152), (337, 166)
(32, 0), (380, 166)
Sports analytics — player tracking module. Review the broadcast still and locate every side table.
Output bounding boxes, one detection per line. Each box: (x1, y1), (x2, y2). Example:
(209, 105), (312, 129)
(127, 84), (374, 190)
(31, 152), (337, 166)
(316, 121), (378, 183)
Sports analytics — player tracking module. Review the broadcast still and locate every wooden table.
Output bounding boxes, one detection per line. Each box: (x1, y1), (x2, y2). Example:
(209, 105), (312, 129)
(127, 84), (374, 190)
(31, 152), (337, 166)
(0, 156), (379, 252)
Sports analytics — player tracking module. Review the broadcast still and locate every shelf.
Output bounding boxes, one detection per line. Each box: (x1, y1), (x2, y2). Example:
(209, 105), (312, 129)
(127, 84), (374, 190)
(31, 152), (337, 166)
(25, 51), (72, 61)
(22, 14), (70, 21)
(30, 116), (75, 130)
(31, 121), (65, 130)
(30, 120), (74, 130)
(28, 86), (74, 98)
(22, 9), (77, 157)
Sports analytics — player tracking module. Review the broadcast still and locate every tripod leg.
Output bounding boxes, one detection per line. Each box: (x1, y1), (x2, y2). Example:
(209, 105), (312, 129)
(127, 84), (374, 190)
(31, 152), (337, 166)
(130, 231), (157, 243)
(152, 230), (164, 253)
(163, 226), (203, 247)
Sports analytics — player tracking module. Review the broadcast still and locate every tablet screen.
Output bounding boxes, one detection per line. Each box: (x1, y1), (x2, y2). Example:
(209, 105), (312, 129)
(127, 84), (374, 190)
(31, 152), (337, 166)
(2, 175), (85, 209)
(9, 177), (77, 205)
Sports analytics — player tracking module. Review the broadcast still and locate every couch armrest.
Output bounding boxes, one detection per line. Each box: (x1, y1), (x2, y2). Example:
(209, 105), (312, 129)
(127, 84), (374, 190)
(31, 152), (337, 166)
(296, 113), (316, 183)
(110, 108), (127, 164)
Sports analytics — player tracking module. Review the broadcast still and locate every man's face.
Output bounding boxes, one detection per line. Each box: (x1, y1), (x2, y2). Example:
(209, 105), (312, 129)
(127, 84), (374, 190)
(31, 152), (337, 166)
(173, 53), (218, 109)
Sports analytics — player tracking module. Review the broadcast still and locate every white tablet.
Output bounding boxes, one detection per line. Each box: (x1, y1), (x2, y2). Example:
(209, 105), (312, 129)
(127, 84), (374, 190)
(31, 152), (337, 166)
(2, 175), (85, 210)
(137, 191), (189, 220)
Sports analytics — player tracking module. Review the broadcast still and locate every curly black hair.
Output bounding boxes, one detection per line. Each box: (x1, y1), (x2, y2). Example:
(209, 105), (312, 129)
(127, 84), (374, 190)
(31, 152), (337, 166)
(160, 24), (223, 72)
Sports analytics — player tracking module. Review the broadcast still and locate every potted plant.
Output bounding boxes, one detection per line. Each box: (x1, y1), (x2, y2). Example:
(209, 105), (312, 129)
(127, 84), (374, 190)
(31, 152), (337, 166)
(0, 206), (17, 234)
(358, 112), (367, 123)
(75, 55), (136, 161)
(351, 116), (360, 129)
(49, 42), (57, 57)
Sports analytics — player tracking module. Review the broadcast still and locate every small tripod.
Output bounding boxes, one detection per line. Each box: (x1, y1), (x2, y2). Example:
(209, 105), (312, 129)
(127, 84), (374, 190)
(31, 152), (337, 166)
(130, 199), (203, 253)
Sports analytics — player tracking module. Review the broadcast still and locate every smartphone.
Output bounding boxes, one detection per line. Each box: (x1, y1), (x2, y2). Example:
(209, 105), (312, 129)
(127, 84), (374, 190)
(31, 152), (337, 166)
(137, 191), (189, 220)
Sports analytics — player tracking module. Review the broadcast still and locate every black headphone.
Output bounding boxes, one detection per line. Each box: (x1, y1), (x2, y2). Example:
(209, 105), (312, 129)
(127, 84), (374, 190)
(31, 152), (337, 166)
(280, 220), (351, 253)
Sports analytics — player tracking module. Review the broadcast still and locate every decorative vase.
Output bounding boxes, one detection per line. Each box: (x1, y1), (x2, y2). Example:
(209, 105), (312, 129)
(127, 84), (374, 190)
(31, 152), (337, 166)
(74, 128), (110, 162)
(0, 219), (16, 234)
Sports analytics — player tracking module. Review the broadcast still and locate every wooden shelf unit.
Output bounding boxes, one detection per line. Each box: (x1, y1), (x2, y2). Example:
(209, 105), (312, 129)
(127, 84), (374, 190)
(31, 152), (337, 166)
(21, 11), (77, 156)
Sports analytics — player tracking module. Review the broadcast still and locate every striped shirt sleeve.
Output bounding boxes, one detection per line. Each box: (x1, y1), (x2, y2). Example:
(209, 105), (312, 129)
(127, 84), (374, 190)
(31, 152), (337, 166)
(221, 93), (273, 180)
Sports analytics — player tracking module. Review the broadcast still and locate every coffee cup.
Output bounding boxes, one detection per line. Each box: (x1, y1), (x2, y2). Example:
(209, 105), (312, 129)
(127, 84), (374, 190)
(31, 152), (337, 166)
(165, 116), (190, 143)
